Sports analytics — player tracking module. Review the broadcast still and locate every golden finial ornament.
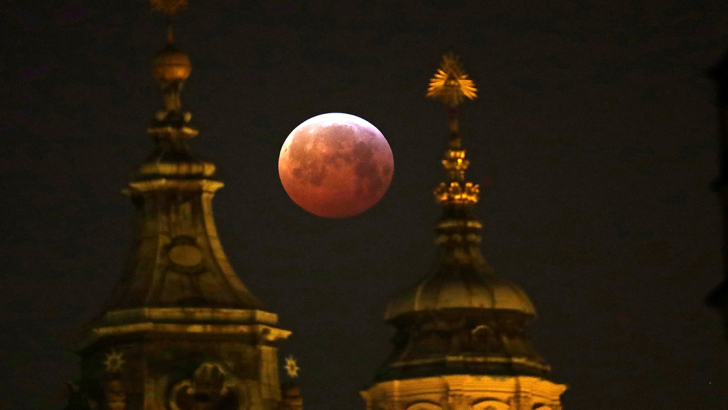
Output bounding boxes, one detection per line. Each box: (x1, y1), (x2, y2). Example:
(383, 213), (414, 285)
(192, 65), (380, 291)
(147, 16), (196, 138)
(103, 350), (125, 373)
(151, 27), (192, 85)
(427, 54), (478, 107)
(149, 0), (188, 15)
(429, 54), (480, 206)
(284, 355), (300, 378)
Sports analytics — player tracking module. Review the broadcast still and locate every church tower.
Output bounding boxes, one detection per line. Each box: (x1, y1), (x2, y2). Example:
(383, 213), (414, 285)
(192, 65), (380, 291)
(65, 2), (295, 409)
(360, 55), (567, 410)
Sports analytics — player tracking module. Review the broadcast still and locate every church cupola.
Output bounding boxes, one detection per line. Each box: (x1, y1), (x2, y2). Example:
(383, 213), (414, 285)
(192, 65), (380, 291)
(360, 55), (567, 410)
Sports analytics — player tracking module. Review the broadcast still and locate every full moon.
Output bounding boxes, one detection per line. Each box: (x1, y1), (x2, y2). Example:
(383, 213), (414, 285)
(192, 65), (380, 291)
(278, 113), (394, 218)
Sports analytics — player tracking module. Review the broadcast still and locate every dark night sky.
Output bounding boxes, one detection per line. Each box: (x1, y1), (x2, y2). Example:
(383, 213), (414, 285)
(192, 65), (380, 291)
(2, 0), (728, 408)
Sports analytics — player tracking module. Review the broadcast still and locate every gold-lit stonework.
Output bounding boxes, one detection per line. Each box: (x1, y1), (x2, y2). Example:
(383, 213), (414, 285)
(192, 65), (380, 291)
(64, 4), (294, 410)
(164, 234), (206, 271)
(434, 182), (480, 205)
(362, 376), (565, 410)
(168, 243), (203, 267)
(168, 363), (246, 410)
(103, 379), (127, 410)
(137, 161), (215, 177)
(442, 149), (470, 180)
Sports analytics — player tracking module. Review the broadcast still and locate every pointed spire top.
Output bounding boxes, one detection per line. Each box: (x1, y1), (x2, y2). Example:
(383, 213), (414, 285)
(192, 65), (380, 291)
(427, 54), (477, 149)
(148, 3), (195, 139)
(429, 54), (480, 207)
(166, 22), (175, 44)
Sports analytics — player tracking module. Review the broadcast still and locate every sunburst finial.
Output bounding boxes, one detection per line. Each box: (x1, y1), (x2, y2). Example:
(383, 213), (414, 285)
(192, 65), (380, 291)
(103, 350), (125, 373)
(284, 355), (300, 378)
(427, 54), (478, 107)
(428, 54), (480, 206)
(150, 0), (188, 15)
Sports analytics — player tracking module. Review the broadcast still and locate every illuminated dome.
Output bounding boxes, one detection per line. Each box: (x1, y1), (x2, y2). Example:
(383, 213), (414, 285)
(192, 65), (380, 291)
(384, 261), (536, 322)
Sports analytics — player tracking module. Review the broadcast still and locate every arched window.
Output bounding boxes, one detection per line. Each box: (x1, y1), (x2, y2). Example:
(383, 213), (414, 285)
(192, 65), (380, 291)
(471, 400), (509, 410)
(405, 401), (442, 410)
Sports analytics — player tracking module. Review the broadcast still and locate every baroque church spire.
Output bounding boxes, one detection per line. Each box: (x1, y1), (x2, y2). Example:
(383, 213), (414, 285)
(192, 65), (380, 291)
(64, 3), (292, 409)
(361, 55), (566, 410)
(99, 4), (263, 312)
(428, 54), (484, 269)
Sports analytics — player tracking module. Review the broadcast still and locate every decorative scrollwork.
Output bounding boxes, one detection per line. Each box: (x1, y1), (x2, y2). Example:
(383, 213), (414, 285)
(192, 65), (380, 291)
(441, 394), (472, 410)
(169, 363), (240, 410)
(103, 379), (126, 410)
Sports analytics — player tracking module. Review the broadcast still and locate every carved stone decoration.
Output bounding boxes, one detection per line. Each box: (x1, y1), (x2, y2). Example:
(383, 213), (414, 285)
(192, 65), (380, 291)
(441, 394), (472, 410)
(165, 235), (205, 274)
(280, 382), (302, 410)
(405, 401), (442, 410)
(379, 399), (405, 410)
(103, 379), (126, 410)
(471, 400), (508, 410)
(103, 350), (126, 373)
(169, 363), (240, 410)
(471, 325), (499, 353)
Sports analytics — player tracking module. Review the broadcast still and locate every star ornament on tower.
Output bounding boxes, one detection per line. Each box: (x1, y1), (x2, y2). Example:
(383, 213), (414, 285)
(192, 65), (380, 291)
(427, 54), (478, 107)
(284, 355), (300, 378)
(103, 350), (125, 373)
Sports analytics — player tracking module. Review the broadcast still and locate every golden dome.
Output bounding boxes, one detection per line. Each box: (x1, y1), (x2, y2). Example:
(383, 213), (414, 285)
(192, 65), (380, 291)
(384, 263), (536, 322)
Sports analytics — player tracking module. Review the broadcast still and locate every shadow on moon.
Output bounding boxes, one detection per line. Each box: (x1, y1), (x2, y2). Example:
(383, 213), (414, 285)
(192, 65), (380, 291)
(279, 114), (394, 218)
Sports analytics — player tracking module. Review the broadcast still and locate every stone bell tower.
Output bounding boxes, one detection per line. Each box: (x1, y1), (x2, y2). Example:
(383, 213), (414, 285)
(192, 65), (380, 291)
(64, 2), (293, 409)
(360, 55), (567, 410)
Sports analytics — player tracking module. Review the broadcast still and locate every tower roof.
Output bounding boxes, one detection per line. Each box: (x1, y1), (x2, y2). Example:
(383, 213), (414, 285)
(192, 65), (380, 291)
(66, 6), (293, 410)
(384, 55), (535, 324)
(384, 264), (536, 322)
(370, 55), (551, 383)
(92, 10), (264, 318)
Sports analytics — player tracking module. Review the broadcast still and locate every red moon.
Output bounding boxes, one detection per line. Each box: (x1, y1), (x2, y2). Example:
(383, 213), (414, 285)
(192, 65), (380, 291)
(278, 113), (394, 218)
